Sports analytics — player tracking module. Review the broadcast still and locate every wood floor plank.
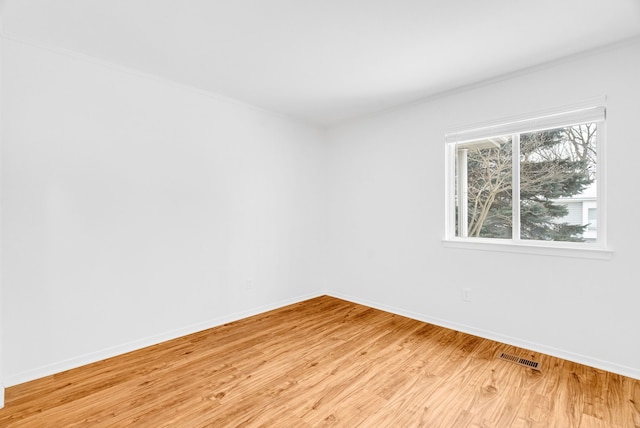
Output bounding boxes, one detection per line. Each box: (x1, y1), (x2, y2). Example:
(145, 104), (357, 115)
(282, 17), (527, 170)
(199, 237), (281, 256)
(1, 295), (638, 427)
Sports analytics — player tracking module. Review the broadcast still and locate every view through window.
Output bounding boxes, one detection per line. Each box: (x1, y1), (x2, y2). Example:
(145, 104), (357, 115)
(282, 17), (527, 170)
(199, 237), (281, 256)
(446, 105), (604, 249)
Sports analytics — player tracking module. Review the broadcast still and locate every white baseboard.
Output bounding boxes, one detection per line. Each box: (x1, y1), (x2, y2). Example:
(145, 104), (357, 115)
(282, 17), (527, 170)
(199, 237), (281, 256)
(4, 291), (324, 387)
(0, 384), (4, 409)
(7, 290), (638, 387)
(326, 290), (640, 381)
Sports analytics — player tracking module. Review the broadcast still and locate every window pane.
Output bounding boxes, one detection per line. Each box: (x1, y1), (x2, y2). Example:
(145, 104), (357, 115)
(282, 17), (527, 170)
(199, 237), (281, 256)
(456, 136), (512, 238)
(519, 123), (597, 242)
(588, 208), (597, 230)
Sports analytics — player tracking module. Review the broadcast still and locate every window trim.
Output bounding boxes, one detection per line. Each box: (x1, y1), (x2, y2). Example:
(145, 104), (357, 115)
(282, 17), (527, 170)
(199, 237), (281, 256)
(443, 98), (612, 259)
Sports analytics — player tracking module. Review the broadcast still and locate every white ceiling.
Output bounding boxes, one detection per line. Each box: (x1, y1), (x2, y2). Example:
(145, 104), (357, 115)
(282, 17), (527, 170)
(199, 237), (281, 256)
(2, 0), (640, 127)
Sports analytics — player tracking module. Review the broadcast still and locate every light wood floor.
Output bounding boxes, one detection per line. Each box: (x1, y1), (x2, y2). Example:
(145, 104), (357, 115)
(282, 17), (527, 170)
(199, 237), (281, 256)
(1, 296), (638, 427)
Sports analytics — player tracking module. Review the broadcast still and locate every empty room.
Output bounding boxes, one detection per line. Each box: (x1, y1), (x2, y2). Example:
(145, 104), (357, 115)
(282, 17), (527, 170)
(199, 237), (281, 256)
(1, 0), (639, 426)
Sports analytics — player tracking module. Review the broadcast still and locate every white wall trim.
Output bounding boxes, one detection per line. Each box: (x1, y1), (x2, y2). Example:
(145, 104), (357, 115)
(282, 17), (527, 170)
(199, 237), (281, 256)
(3, 291), (324, 387)
(326, 291), (640, 381)
(4, 290), (639, 387)
(442, 239), (613, 260)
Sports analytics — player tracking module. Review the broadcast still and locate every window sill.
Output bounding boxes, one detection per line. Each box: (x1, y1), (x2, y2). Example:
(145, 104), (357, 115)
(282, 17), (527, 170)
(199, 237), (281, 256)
(442, 238), (613, 260)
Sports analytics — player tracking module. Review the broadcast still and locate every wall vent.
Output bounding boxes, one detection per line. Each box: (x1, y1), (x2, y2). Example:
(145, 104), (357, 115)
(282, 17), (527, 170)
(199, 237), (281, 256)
(498, 352), (541, 371)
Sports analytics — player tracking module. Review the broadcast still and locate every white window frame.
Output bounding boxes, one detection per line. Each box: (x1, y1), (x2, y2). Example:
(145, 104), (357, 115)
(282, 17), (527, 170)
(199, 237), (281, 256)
(443, 98), (612, 260)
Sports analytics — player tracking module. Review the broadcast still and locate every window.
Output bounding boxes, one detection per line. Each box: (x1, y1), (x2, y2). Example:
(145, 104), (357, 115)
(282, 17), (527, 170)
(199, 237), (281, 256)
(444, 100), (610, 258)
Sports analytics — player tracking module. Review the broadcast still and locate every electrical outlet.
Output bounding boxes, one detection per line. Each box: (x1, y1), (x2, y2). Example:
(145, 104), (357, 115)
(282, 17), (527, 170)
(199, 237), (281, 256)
(245, 279), (254, 291)
(462, 288), (471, 302)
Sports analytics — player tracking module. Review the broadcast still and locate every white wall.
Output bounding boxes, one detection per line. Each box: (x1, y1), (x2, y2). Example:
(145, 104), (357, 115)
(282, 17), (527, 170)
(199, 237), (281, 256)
(326, 38), (640, 379)
(1, 37), (326, 385)
(0, 2), (5, 408)
(2, 25), (639, 392)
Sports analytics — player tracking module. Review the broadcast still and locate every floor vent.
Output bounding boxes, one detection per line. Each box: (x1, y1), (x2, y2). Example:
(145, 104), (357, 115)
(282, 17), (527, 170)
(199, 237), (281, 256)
(498, 352), (541, 371)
